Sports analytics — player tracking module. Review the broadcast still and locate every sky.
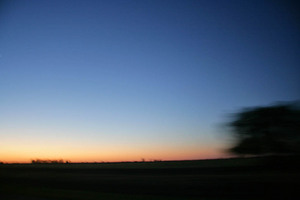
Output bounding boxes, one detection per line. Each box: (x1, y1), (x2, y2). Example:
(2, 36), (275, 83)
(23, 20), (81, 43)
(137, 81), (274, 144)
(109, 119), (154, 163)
(0, 0), (299, 163)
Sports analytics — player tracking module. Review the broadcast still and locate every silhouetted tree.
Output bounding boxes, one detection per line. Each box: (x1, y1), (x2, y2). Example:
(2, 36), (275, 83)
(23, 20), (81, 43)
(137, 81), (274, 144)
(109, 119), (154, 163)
(31, 159), (67, 164)
(228, 102), (300, 156)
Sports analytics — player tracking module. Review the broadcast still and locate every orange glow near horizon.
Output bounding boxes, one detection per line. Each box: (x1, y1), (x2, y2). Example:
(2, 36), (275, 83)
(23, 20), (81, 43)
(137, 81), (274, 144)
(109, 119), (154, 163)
(0, 128), (228, 163)
(0, 144), (227, 163)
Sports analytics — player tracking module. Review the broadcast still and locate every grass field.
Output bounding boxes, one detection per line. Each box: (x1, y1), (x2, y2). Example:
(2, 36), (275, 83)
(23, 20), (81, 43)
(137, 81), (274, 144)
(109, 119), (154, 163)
(1, 156), (299, 200)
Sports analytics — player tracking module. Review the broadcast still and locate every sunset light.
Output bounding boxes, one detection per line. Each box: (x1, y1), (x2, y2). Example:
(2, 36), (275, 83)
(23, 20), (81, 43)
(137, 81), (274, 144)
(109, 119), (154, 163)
(0, 0), (299, 164)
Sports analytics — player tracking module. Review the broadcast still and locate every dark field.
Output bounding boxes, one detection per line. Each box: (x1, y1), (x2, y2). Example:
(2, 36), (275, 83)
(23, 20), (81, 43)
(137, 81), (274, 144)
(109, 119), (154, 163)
(1, 156), (300, 200)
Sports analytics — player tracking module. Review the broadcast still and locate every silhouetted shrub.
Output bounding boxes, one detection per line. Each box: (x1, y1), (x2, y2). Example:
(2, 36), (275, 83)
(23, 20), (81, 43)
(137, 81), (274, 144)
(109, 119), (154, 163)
(228, 102), (300, 156)
(31, 159), (68, 164)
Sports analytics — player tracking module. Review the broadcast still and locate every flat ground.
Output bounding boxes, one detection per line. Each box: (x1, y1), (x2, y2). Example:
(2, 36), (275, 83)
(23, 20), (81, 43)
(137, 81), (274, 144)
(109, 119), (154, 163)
(1, 156), (299, 200)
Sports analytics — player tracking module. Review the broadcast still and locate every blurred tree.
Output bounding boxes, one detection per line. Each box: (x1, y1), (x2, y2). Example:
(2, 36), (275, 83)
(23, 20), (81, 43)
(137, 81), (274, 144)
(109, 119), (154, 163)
(228, 102), (300, 156)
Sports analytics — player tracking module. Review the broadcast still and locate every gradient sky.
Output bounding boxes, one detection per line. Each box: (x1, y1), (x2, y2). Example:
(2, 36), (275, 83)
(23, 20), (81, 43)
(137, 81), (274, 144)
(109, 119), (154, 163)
(0, 0), (299, 163)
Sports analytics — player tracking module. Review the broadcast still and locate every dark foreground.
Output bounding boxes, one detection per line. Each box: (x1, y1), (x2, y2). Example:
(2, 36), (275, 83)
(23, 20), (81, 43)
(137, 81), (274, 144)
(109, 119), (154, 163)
(1, 156), (300, 200)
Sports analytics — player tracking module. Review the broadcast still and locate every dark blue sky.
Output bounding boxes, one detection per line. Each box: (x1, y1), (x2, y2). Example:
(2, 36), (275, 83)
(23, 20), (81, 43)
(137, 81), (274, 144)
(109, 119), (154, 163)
(0, 0), (299, 162)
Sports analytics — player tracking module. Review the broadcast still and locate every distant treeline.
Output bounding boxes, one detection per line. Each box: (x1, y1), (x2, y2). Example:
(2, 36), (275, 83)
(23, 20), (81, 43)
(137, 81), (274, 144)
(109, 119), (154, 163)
(31, 159), (70, 164)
